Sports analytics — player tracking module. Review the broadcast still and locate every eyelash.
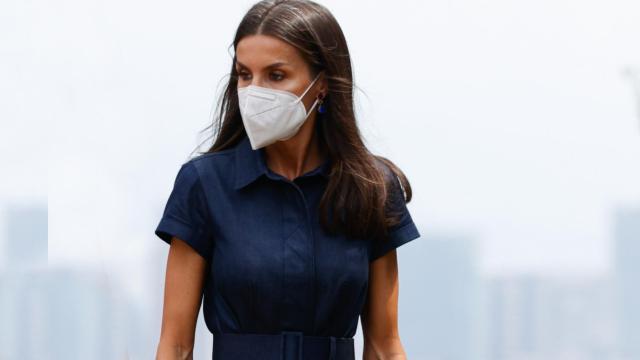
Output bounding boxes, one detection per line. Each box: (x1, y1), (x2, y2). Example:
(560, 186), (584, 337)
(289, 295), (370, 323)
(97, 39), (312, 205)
(237, 70), (284, 81)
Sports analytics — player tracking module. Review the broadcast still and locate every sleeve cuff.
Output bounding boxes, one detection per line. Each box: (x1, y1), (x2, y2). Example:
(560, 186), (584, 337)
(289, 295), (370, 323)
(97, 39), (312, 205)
(154, 217), (211, 261)
(369, 220), (421, 262)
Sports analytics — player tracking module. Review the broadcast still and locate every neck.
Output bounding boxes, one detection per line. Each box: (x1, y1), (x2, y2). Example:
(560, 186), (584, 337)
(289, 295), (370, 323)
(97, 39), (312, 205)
(263, 118), (326, 181)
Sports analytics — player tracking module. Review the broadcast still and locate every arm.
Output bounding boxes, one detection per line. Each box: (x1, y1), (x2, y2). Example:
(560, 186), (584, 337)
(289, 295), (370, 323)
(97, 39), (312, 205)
(156, 237), (208, 360)
(361, 249), (407, 360)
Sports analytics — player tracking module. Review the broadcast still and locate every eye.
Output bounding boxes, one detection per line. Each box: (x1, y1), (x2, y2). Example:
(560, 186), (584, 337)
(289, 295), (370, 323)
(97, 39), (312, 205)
(237, 70), (251, 81)
(270, 71), (284, 81)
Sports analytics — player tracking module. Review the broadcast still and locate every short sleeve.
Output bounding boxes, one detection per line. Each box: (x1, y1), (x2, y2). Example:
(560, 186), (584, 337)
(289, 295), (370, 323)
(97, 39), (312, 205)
(369, 163), (421, 262)
(154, 161), (214, 261)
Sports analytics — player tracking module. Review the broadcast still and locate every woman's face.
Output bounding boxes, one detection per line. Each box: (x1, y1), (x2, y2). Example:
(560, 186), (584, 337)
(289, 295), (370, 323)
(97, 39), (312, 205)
(235, 34), (325, 111)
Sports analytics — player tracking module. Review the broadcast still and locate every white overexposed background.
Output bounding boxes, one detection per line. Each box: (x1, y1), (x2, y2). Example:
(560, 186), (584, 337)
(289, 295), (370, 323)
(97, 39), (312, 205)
(1, 0), (639, 359)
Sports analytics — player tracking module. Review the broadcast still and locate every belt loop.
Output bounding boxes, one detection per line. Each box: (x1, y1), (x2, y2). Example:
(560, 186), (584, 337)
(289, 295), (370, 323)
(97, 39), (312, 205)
(280, 331), (304, 360)
(328, 336), (336, 360)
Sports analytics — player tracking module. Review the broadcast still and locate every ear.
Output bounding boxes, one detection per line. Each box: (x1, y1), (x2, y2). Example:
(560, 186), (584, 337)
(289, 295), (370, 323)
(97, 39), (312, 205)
(318, 72), (329, 98)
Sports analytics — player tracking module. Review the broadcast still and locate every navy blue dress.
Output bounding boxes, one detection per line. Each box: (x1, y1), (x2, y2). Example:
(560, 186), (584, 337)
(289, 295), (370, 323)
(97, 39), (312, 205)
(155, 135), (421, 341)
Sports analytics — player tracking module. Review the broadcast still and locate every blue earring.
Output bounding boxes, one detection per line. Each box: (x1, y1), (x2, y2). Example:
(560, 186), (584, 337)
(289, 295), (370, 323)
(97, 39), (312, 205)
(317, 95), (326, 114)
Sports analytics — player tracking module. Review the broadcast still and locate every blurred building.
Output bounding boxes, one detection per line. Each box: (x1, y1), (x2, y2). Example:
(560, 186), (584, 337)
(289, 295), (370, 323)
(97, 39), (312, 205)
(0, 205), (126, 359)
(484, 275), (616, 360)
(3, 206), (47, 269)
(0, 205), (49, 358)
(403, 234), (482, 360)
(613, 207), (640, 359)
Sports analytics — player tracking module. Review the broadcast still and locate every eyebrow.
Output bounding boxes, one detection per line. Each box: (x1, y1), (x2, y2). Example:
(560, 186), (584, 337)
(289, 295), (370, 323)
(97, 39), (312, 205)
(235, 60), (291, 70)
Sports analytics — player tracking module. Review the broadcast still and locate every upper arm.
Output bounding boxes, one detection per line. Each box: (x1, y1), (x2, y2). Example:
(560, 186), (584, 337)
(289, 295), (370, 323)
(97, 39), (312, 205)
(362, 159), (418, 358)
(154, 160), (214, 354)
(361, 250), (406, 359)
(158, 237), (207, 354)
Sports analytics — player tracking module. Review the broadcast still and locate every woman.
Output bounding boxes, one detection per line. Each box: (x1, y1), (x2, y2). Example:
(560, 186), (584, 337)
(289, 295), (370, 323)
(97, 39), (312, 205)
(154, 1), (421, 359)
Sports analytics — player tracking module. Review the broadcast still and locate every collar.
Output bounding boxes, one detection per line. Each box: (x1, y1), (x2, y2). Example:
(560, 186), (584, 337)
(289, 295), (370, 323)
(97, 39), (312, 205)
(233, 136), (331, 190)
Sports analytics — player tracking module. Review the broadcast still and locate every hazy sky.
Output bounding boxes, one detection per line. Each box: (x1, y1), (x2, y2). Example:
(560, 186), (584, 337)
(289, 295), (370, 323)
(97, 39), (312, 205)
(3, 0), (640, 278)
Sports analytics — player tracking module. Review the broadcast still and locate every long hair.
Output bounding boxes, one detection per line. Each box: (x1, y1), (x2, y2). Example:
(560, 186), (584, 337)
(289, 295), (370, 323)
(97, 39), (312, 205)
(199, 0), (413, 242)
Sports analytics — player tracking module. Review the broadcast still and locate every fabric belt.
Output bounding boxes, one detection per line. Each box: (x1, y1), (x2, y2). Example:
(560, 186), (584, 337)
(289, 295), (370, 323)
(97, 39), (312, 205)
(212, 331), (355, 360)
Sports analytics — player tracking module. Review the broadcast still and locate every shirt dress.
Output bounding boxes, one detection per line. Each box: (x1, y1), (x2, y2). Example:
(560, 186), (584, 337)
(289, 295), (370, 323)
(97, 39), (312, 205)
(154, 135), (421, 357)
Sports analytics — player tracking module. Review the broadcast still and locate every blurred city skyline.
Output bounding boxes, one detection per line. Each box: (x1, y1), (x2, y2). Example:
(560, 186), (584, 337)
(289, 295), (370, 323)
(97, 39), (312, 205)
(2, 204), (638, 358)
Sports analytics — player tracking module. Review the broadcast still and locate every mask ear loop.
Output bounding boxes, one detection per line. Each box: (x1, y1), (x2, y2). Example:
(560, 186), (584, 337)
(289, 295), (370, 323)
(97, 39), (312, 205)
(282, 81), (322, 141)
(298, 71), (324, 117)
(296, 71), (323, 103)
(303, 96), (321, 118)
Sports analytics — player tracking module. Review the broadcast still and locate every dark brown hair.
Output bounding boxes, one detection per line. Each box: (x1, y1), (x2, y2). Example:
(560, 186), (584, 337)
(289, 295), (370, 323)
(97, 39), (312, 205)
(198, 0), (414, 242)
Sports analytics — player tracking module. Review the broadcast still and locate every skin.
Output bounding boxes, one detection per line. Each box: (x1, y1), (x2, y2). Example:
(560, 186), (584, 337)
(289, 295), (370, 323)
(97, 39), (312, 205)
(362, 251), (408, 360)
(156, 238), (206, 360)
(235, 34), (328, 180)
(156, 34), (406, 360)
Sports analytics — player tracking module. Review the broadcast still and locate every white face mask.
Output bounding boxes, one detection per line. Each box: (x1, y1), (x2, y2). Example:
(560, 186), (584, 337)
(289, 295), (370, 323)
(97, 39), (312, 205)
(237, 72), (322, 150)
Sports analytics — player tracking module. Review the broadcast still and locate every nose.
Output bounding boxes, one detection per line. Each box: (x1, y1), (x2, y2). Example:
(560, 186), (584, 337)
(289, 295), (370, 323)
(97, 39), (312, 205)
(246, 75), (266, 88)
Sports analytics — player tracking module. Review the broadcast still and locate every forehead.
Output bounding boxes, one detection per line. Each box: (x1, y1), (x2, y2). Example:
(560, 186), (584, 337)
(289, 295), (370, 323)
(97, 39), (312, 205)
(235, 34), (306, 67)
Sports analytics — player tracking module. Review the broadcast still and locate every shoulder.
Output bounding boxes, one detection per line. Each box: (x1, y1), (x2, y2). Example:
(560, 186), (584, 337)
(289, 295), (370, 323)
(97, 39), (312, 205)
(371, 154), (403, 180)
(181, 147), (237, 181)
(371, 155), (402, 191)
(370, 154), (415, 210)
(188, 147), (236, 169)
